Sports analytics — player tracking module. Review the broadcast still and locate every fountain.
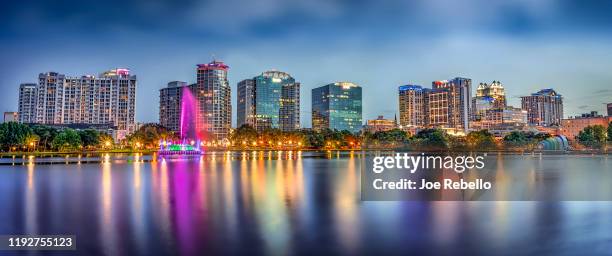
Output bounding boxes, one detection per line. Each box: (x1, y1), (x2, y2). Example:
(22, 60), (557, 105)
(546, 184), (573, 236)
(158, 86), (204, 155)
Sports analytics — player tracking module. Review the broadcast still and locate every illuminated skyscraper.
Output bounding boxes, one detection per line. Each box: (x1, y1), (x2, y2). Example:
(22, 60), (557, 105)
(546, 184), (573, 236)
(30, 69), (137, 135)
(36, 72), (65, 124)
(195, 60), (232, 141)
(475, 81), (506, 109)
(18, 83), (37, 123)
(159, 81), (188, 132)
(398, 85), (427, 127)
(521, 88), (563, 126)
(312, 82), (362, 133)
(430, 77), (472, 132)
(237, 70), (300, 132)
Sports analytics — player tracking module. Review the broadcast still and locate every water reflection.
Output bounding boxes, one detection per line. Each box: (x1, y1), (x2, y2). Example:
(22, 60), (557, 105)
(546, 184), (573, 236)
(0, 153), (610, 255)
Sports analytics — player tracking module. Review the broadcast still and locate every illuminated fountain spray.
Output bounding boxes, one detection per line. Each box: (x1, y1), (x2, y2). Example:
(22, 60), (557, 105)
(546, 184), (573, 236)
(159, 86), (203, 155)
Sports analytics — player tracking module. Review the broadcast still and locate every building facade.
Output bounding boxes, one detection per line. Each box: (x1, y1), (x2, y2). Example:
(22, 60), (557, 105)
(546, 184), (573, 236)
(237, 70), (300, 132)
(3, 112), (18, 123)
(312, 82), (362, 133)
(159, 81), (188, 132)
(18, 83), (37, 123)
(195, 61), (231, 141)
(475, 81), (506, 109)
(608, 103), (612, 116)
(521, 89), (563, 126)
(430, 77), (472, 132)
(237, 79), (255, 129)
(365, 115), (397, 133)
(561, 112), (612, 140)
(24, 69), (137, 135)
(398, 85), (427, 128)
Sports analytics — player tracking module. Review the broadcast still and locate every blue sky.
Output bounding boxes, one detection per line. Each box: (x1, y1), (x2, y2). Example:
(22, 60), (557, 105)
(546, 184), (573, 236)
(1, 0), (611, 126)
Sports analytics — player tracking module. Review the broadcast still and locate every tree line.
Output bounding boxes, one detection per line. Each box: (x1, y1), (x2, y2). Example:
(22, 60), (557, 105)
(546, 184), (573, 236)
(0, 122), (113, 152)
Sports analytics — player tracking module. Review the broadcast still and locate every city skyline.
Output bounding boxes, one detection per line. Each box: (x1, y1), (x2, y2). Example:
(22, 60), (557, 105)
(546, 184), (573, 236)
(2, 1), (612, 126)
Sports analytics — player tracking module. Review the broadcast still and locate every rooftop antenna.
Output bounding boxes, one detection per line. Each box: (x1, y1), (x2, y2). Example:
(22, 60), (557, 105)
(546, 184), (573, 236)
(211, 53), (216, 62)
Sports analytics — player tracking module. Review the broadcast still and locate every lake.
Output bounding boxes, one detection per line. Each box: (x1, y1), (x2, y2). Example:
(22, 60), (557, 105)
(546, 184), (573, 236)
(0, 152), (611, 255)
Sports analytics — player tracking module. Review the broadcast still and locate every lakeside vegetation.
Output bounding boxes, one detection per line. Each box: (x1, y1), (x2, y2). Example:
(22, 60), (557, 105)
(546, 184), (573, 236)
(0, 122), (610, 154)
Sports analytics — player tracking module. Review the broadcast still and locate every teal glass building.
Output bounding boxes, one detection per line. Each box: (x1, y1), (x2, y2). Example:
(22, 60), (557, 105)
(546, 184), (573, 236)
(311, 82), (362, 133)
(237, 70), (300, 132)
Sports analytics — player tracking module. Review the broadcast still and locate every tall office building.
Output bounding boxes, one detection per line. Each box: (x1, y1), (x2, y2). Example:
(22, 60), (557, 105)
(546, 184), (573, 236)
(25, 69), (137, 133)
(431, 77), (472, 132)
(398, 85), (427, 127)
(312, 82), (362, 133)
(237, 79), (255, 129)
(521, 89), (563, 126)
(237, 70), (300, 132)
(608, 103), (612, 116)
(195, 60), (231, 141)
(18, 83), (37, 123)
(159, 81), (188, 132)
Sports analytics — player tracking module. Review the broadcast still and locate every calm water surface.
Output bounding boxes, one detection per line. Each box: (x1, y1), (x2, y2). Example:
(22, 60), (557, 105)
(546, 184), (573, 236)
(0, 152), (611, 255)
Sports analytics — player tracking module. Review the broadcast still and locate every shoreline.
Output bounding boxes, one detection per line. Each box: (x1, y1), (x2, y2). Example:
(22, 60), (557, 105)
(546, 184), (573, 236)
(0, 148), (608, 157)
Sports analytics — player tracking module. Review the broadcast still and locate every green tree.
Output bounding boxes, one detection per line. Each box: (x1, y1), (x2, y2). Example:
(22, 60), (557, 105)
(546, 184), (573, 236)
(0, 122), (33, 151)
(230, 125), (258, 147)
(32, 125), (58, 150)
(577, 125), (607, 148)
(78, 129), (100, 148)
(126, 123), (177, 149)
(412, 128), (448, 149)
(52, 129), (82, 151)
(466, 129), (496, 149)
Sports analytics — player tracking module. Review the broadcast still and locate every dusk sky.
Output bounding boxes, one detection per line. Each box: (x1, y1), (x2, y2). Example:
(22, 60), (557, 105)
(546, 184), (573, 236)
(1, 0), (611, 126)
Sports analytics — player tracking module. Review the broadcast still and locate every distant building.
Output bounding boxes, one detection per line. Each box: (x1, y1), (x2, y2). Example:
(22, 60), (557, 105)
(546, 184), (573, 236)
(3, 112), (18, 123)
(398, 85), (427, 128)
(521, 89), (563, 126)
(237, 79), (255, 129)
(365, 115), (397, 133)
(430, 77), (472, 132)
(607, 103), (612, 116)
(159, 81), (188, 132)
(25, 69), (137, 137)
(471, 96), (495, 121)
(561, 111), (612, 140)
(472, 107), (527, 130)
(18, 83), (37, 123)
(475, 81), (506, 109)
(312, 82), (362, 133)
(195, 60), (231, 141)
(237, 70), (300, 132)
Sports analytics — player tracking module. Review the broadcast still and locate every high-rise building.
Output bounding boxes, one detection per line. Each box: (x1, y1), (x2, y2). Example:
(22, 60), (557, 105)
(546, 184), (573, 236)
(3, 112), (18, 123)
(475, 81), (506, 109)
(521, 89), (563, 126)
(237, 79), (255, 129)
(312, 82), (362, 133)
(237, 70), (300, 132)
(159, 81), (188, 132)
(607, 103), (612, 116)
(195, 60), (231, 141)
(398, 85), (427, 127)
(431, 77), (472, 132)
(18, 83), (37, 123)
(36, 72), (65, 124)
(27, 69), (137, 135)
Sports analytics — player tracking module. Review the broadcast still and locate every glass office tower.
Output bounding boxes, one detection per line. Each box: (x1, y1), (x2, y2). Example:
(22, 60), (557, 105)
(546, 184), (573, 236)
(311, 82), (362, 133)
(237, 70), (300, 132)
